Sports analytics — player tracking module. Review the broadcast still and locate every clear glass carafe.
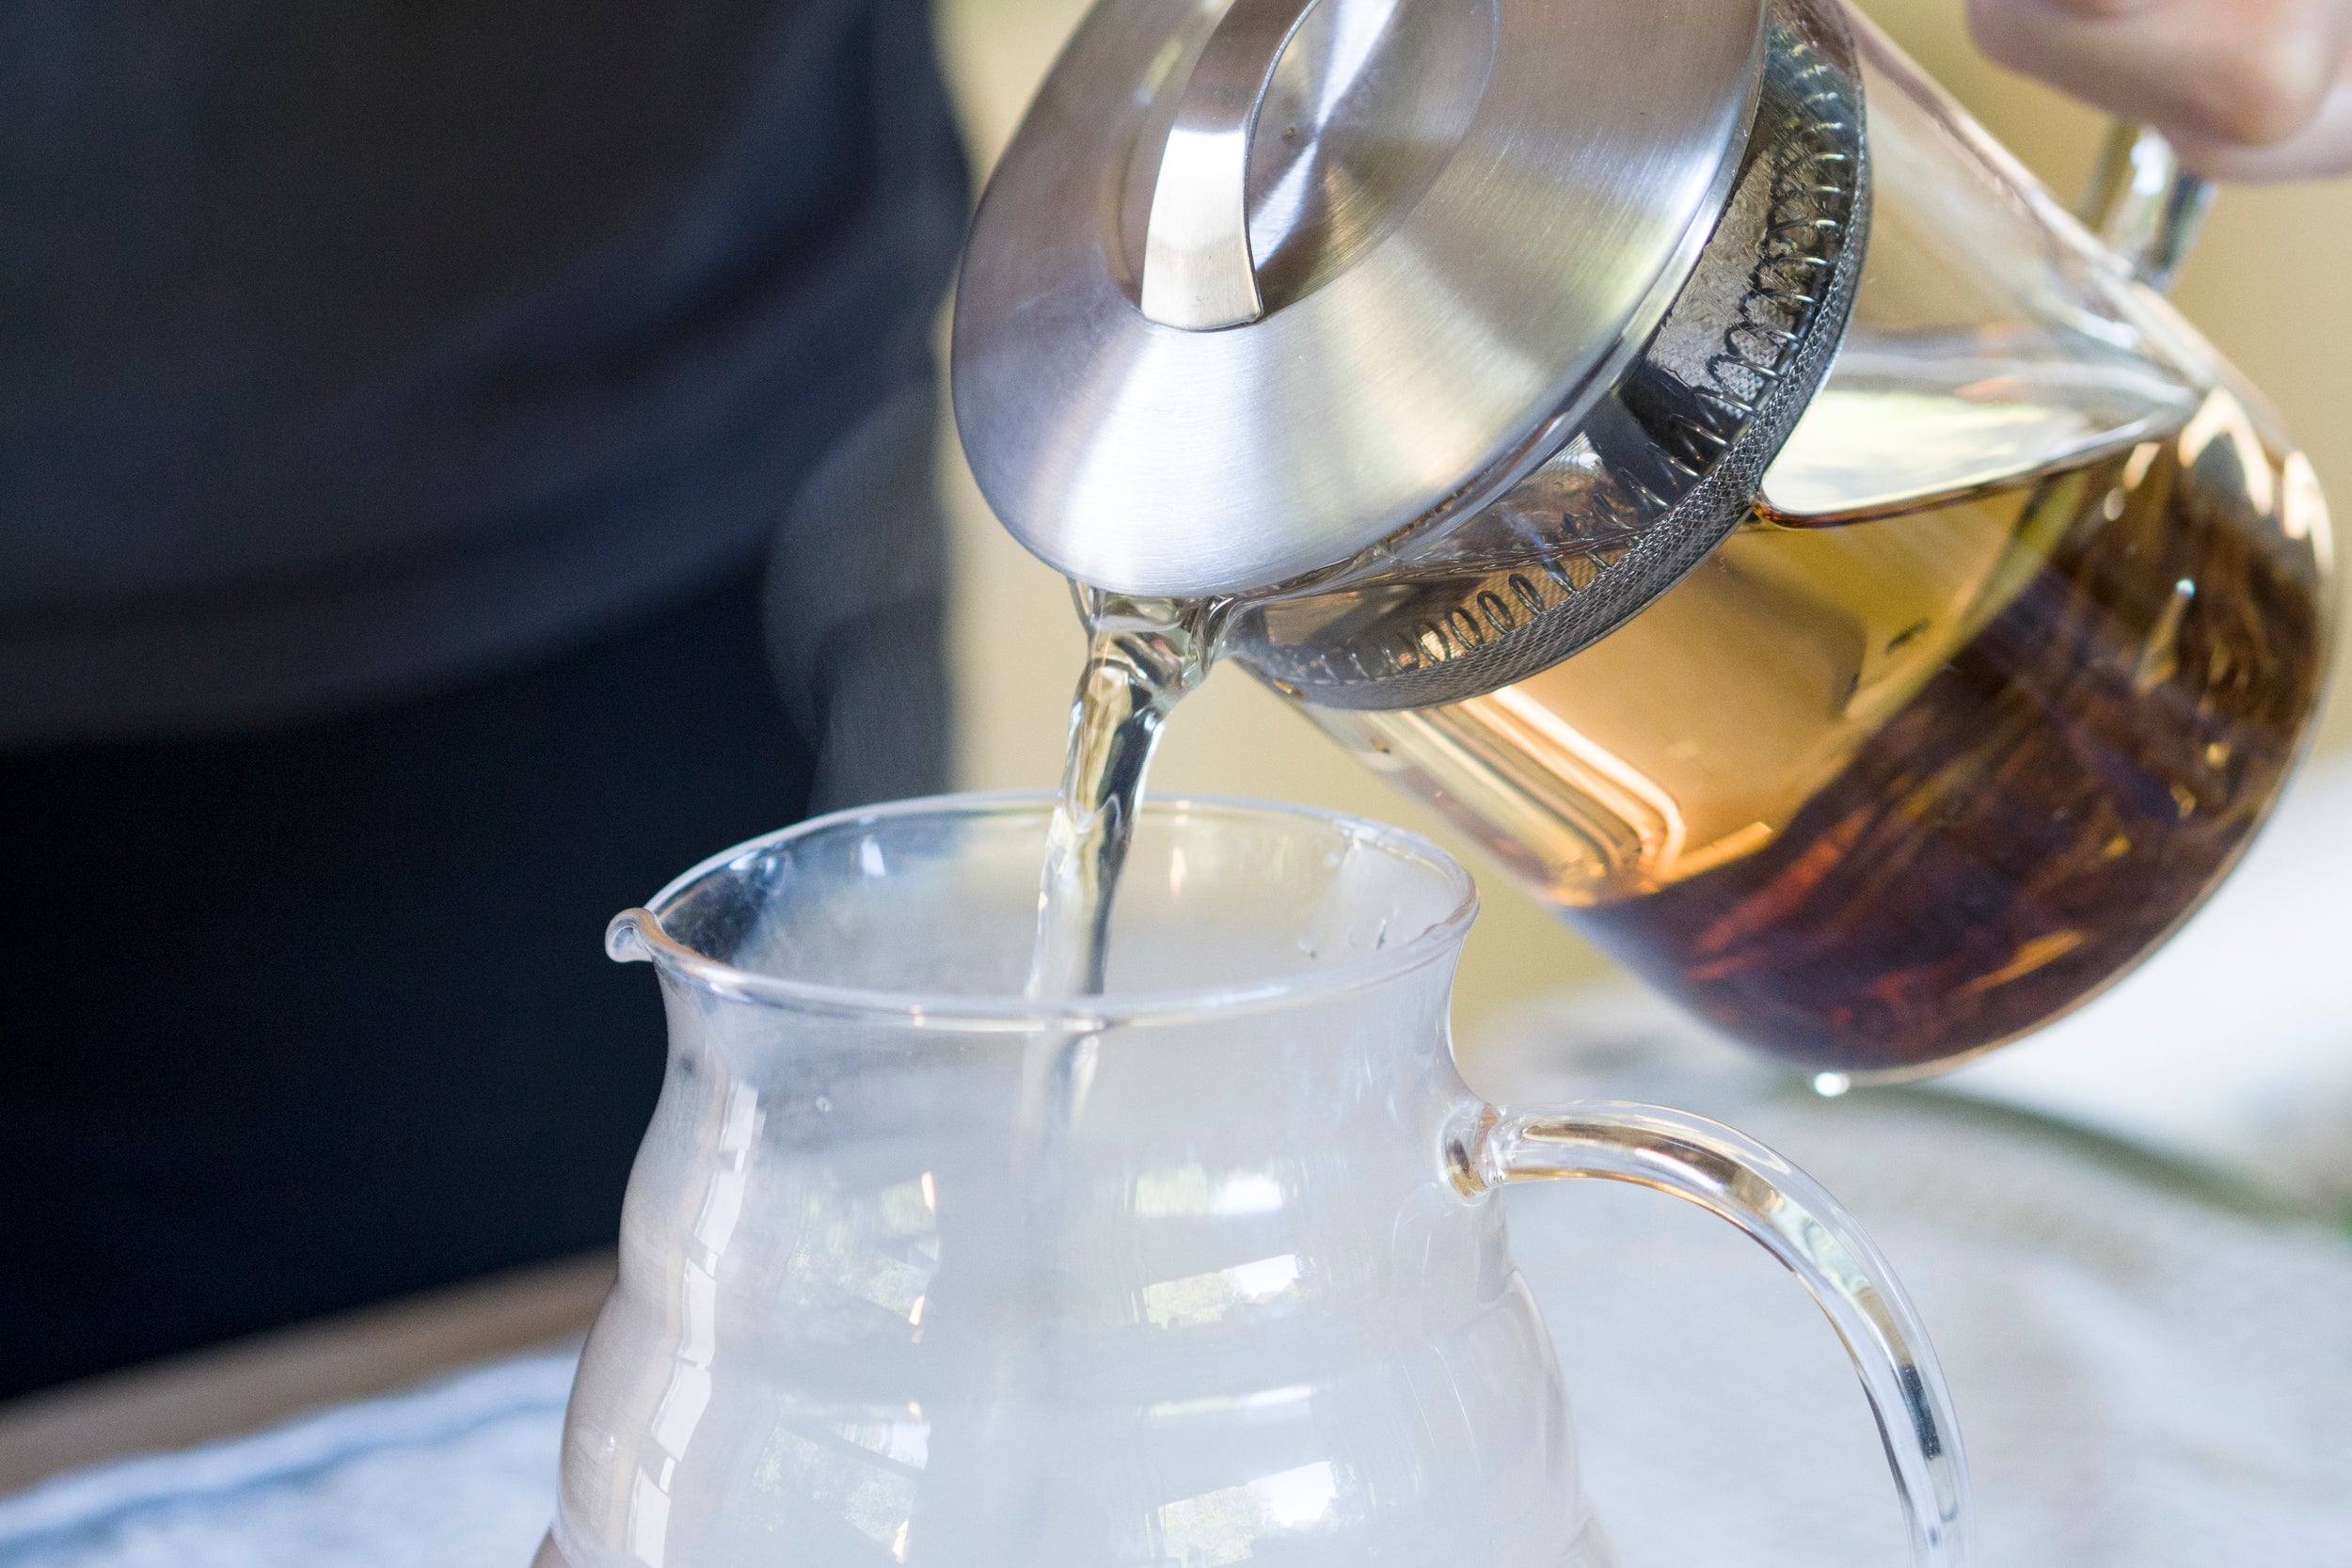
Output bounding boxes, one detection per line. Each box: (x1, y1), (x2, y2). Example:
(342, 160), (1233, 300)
(1257, 17), (2334, 1076)
(532, 794), (1968, 1567)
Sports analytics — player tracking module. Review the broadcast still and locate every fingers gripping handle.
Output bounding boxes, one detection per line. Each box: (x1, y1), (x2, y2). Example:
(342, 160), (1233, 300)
(1453, 1101), (1972, 1567)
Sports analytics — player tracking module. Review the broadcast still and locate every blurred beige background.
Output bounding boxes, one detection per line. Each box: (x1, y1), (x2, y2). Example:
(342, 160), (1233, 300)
(932, 0), (2352, 1035)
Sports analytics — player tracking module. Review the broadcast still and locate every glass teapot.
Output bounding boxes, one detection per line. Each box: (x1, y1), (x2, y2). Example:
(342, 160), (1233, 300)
(533, 795), (1966, 1567)
(951, 0), (2335, 1076)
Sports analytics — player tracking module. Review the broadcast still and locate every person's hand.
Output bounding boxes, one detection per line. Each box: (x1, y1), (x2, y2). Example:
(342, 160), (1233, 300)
(1968, 0), (2352, 178)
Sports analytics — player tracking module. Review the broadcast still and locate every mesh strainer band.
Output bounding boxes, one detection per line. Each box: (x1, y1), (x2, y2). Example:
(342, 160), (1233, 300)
(1235, 0), (1868, 711)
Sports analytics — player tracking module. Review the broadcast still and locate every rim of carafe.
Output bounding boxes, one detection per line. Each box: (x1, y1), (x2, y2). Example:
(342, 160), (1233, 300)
(608, 790), (1480, 1028)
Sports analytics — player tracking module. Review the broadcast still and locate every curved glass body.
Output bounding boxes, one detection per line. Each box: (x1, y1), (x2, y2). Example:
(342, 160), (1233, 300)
(1288, 16), (2334, 1076)
(534, 795), (1967, 1567)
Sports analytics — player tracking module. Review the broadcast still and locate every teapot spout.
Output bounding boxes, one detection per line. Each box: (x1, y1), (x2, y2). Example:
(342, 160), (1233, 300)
(606, 909), (657, 965)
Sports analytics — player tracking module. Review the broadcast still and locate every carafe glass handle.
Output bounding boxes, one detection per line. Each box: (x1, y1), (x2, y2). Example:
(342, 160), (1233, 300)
(2079, 121), (2214, 293)
(1454, 1100), (1971, 1566)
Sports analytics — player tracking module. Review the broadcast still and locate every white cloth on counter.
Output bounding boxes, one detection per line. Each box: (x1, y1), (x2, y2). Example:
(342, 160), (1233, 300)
(0, 1355), (571, 1568)
(1468, 1007), (2352, 1568)
(5, 1032), (2349, 1567)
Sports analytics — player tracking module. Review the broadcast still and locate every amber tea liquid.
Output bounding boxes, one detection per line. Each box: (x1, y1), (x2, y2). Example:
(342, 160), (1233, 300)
(1309, 388), (2330, 1074)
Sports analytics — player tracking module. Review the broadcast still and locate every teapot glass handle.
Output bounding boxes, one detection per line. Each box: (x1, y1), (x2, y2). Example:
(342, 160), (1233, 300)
(2079, 121), (2214, 293)
(1453, 1100), (1972, 1567)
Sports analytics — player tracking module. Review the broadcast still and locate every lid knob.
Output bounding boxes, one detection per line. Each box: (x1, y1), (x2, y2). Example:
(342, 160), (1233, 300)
(1139, 0), (1327, 329)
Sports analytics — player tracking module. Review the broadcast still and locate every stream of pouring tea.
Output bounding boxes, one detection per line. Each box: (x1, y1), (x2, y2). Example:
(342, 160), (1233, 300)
(1000, 589), (1228, 1493)
(1017, 588), (1223, 1142)
(1025, 589), (1226, 1002)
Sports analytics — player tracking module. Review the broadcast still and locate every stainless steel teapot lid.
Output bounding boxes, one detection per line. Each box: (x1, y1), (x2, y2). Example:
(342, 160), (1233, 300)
(953, 0), (1771, 597)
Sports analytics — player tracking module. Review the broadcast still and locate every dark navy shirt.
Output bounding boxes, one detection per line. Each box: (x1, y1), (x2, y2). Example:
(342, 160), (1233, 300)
(0, 0), (968, 741)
